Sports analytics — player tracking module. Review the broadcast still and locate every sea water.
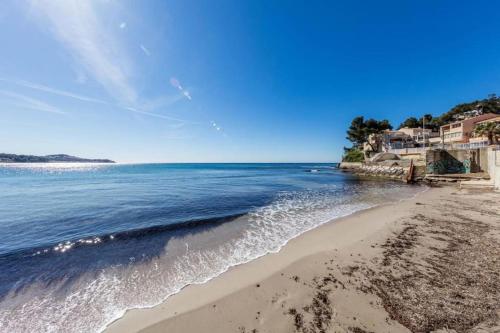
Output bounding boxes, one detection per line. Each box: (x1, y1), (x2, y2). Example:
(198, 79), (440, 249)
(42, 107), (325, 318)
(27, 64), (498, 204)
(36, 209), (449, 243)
(0, 163), (424, 332)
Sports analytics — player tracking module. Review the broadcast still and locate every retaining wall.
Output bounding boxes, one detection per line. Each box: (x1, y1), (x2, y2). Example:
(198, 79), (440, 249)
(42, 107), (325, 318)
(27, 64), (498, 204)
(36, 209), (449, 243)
(487, 148), (500, 191)
(425, 148), (488, 174)
(340, 162), (409, 181)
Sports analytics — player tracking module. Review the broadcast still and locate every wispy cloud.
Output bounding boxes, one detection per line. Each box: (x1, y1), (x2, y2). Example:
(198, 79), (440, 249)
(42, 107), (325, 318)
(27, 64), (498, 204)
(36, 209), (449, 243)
(19, 2), (196, 126)
(141, 94), (186, 112)
(126, 107), (197, 124)
(140, 44), (151, 56)
(1, 77), (193, 124)
(0, 78), (107, 104)
(0, 90), (66, 114)
(29, 0), (137, 105)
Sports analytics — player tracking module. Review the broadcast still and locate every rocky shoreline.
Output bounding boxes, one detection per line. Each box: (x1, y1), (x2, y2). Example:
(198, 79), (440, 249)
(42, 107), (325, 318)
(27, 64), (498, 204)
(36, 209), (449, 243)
(338, 160), (425, 183)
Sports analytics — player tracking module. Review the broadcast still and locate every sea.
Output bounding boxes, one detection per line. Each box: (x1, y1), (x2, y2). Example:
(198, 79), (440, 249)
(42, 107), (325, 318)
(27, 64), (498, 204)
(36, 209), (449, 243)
(0, 163), (425, 333)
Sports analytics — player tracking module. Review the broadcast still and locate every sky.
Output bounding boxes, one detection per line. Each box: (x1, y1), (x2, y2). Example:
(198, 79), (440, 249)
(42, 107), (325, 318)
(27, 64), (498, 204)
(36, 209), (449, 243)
(1, 0), (500, 163)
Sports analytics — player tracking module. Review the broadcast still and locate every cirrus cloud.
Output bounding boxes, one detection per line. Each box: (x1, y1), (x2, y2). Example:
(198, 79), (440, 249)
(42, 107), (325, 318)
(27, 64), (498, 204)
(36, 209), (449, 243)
(28, 0), (137, 105)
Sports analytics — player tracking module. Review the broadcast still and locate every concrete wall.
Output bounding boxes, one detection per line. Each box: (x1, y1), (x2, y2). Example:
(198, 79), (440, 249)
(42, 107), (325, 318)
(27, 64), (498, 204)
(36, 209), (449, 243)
(487, 148), (500, 191)
(426, 149), (466, 174)
(479, 148), (489, 172)
(399, 153), (425, 161)
(425, 148), (487, 174)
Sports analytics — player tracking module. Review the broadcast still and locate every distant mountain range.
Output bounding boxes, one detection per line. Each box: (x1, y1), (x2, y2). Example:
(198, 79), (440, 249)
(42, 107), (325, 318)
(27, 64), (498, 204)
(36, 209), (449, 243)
(0, 153), (115, 163)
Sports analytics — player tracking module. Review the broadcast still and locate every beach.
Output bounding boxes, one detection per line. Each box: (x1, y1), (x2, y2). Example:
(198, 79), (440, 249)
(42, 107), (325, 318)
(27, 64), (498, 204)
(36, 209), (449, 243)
(106, 186), (500, 333)
(3, 2), (500, 332)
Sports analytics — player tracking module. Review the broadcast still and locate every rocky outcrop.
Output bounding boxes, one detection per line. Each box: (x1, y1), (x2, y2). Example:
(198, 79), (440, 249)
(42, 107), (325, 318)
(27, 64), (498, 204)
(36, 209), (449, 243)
(338, 162), (362, 169)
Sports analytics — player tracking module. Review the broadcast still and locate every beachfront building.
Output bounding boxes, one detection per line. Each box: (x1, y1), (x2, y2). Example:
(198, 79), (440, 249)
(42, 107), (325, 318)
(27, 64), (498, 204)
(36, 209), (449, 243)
(398, 127), (440, 147)
(364, 129), (421, 157)
(378, 127), (440, 150)
(440, 113), (498, 145)
(381, 130), (415, 150)
(364, 128), (437, 157)
(469, 116), (500, 146)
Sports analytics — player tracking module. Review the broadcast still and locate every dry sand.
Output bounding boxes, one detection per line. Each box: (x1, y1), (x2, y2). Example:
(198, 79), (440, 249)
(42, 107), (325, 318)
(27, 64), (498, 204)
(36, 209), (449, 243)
(105, 186), (500, 333)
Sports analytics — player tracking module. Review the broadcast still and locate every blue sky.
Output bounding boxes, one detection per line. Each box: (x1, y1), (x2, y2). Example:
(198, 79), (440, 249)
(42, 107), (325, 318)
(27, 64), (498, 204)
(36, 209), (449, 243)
(1, 0), (499, 163)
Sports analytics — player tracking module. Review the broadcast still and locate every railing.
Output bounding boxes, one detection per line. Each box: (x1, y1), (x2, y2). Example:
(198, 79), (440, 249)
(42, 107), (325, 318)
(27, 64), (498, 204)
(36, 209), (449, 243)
(387, 147), (429, 155)
(387, 142), (497, 155)
(447, 141), (489, 150)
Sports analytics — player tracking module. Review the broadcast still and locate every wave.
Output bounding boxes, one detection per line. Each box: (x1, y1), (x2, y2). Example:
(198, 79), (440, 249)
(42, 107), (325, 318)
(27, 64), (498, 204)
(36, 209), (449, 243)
(0, 212), (247, 260)
(0, 184), (426, 333)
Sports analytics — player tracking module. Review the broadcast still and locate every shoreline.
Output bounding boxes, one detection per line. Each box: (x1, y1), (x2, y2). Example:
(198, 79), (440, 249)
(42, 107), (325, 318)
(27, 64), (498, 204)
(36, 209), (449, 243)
(106, 185), (500, 332)
(105, 185), (437, 333)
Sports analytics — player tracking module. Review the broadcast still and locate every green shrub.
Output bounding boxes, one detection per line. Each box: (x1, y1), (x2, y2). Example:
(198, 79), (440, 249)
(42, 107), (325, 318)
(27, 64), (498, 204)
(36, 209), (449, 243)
(342, 149), (364, 162)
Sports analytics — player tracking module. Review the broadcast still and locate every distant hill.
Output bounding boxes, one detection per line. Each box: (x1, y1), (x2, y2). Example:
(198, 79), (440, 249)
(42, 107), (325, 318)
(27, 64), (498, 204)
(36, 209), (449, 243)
(0, 153), (115, 163)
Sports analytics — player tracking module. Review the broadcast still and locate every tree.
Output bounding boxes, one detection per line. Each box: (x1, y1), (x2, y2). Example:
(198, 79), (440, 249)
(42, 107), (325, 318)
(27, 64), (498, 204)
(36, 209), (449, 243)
(420, 114), (433, 124)
(473, 122), (500, 145)
(346, 116), (393, 151)
(419, 114), (442, 131)
(342, 147), (364, 162)
(346, 116), (367, 148)
(426, 116), (443, 131)
(439, 94), (500, 124)
(399, 117), (420, 129)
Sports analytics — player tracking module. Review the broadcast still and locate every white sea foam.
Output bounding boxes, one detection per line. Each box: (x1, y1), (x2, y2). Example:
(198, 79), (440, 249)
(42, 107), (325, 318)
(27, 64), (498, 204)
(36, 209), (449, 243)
(0, 184), (425, 333)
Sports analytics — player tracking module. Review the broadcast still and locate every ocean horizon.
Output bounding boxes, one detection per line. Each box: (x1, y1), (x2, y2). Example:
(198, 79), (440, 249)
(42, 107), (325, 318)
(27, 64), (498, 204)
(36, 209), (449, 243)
(0, 163), (424, 332)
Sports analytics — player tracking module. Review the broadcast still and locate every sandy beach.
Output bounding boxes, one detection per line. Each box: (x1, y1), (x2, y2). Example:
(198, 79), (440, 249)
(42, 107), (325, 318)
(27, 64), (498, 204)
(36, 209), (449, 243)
(106, 186), (500, 333)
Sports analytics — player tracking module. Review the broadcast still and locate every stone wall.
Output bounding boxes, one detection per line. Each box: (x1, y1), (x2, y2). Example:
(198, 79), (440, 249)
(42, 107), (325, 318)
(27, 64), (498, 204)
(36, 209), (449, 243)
(340, 163), (409, 181)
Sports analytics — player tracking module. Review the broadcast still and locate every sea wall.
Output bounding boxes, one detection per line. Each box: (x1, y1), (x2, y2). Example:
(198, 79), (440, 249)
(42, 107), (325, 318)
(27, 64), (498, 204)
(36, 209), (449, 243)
(425, 148), (489, 174)
(355, 164), (409, 180)
(426, 150), (465, 174)
(340, 162), (410, 181)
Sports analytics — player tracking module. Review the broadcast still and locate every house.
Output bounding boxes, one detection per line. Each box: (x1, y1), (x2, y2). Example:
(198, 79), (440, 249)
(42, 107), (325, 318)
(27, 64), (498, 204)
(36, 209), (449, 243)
(398, 127), (440, 146)
(381, 130), (415, 150)
(452, 109), (483, 121)
(364, 129), (417, 156)
(469, 116), (500, 146)
(440, 113), (498, 144)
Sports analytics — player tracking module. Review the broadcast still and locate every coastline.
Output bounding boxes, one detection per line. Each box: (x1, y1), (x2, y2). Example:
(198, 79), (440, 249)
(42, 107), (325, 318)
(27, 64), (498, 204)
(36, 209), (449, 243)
(106, 185), (500, 333)
(103, 186), (430, 333)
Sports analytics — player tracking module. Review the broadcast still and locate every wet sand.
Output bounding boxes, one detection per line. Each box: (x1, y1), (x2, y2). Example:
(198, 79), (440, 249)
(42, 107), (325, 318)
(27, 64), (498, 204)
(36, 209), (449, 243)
(106, 186), (500, 333)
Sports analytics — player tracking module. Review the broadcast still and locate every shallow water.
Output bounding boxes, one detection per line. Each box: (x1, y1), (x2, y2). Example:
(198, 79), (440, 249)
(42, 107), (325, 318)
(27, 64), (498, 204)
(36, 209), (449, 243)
(0, 163), (424, 333)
